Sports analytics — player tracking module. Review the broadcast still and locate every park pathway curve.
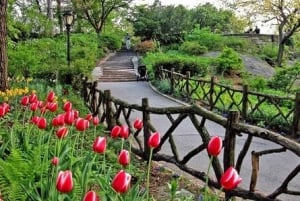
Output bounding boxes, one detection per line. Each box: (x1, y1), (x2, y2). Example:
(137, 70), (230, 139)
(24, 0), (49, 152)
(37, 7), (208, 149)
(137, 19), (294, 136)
(92, 50), (299, 201)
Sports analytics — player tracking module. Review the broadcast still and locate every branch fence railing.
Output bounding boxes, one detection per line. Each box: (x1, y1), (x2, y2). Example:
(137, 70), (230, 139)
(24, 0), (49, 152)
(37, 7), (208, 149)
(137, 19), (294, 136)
(157, 67), (300, 138)
(81, 80), (300, 201)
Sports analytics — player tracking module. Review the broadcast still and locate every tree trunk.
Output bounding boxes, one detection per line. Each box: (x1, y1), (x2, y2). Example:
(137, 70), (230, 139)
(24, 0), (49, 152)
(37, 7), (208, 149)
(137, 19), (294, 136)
(0, 0), (8, 91)
(56, 0), (63, 34)
(277, 42), (285, 67)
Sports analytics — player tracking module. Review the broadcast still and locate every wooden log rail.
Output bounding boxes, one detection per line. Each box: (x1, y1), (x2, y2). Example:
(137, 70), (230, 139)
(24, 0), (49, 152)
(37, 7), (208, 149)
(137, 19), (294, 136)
(158, 68), (299, 138)
(82, 81), (300, 201)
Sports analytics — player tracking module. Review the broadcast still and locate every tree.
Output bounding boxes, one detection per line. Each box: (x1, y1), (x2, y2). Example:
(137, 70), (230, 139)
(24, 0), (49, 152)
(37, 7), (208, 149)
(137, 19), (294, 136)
(72, 0), (133, 34)
(0, 0), (8, 90)
(223, 0), (300, 66)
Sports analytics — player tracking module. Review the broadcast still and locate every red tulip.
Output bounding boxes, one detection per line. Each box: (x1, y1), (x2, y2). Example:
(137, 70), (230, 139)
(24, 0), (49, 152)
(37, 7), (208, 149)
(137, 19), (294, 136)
(119, 125), (129, 139)
(51, 157), (59, 166)
(21, 96), (29, 106)
(148, 132), (160, 148)
(93, 137), (106, 154)
(37, 117), (47, 129)
(2, 103), (10, 114)
(133, 118), (143, 130)
(92, 116), (100, 126)
(83, 190), (99, 201)
(63, 101), (72, 112)
(56, 114), (65, 126)
(47, 91), (55, 102)
(111, 125), (121, 138)
(38, 100), (44, 108)
(30, 102), (39, 111)
(56, 170), (73, 193)
(29, 93), (38, 103)
(220, 167), (242, 190)
(73, 110), (79, 119)
(64, 111), (75, 125)
(118, 149), (130, 167)
(56, 127), (69, 139)
(207, 136), (223, 156)
(47, 102), (58, 112)
(75, 118), (89, 131)
(31, 116), (40, 124)
(85, 113), (93, 121)
(0, 106), (5, 117)
(111, 170), (131, 193)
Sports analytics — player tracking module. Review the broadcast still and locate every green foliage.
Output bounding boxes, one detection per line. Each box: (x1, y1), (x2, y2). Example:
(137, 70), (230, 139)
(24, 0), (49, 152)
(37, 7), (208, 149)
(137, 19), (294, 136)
(134, 40), (157, 54)
(223, 37), (250, 51)
(268, 62), (300, 92)
(259, 44), (279, 65)
(184, 28), (224, 50)
(215, 47), (244, 75)
(8, 33), (105, 86)
(179, 41), (208, 55)
(143, 51), (211, 77)
(99, 33), (122, 50)
(245, 75), (267, 91)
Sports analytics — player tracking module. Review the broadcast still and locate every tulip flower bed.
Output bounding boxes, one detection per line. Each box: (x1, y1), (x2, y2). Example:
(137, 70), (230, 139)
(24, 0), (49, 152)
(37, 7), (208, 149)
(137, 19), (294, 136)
(0, 80), (242, 201)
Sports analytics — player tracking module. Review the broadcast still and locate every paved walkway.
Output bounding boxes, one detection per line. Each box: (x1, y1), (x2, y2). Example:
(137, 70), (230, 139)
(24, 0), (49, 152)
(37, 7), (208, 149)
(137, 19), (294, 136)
(93, 51), (299, 201)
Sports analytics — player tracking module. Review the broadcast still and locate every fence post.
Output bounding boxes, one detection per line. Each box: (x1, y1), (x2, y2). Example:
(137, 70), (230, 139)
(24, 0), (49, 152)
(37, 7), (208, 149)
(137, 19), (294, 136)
(242, 85), (249, 121)
(142, 98), (151, 160)
(292, 92), (300, 138)
(223, 110), (239, 200)
(209, 76), (216, 110)
(170, 68), (175, 95)
(91, 81), (98, 114)
(186, 71), (190, 102)
(223, 110), (239, 170)
(104, 90), (115, 130)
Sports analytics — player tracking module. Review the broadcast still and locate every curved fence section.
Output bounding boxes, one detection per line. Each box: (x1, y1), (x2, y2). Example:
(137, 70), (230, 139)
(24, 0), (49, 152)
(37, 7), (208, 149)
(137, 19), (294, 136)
(82, 80), (300, 201)
(157, 68), (300, 138)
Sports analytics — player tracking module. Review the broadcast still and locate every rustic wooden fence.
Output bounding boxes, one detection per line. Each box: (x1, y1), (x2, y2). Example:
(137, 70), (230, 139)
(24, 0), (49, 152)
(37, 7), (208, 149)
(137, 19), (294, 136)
(157, 68), (300, 138)
(82, 80), (300, 201)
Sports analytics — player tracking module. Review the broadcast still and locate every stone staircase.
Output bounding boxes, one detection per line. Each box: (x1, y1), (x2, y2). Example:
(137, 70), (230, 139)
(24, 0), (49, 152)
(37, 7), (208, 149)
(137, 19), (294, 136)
(94, 50), (137, 82)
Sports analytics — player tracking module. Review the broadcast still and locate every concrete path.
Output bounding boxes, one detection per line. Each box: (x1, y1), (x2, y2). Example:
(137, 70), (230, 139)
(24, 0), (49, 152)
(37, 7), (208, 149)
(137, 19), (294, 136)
(94, 51), (299, 201)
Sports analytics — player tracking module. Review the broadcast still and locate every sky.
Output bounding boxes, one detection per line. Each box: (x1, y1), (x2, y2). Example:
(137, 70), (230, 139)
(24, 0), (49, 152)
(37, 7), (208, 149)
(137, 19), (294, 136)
(133, 0), (276, 34)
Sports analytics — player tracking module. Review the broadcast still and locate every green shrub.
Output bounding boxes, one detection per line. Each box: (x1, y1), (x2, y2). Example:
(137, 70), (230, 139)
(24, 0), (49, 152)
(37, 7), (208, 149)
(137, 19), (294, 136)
(215, 47), (244, 75)
(259, 44), (278, 65)
(184, 27), (224, 50)
(247, 76), (267, 91)
(179, 41), (207, 55)
(223, 37), (249, 51)
(268, 62), (300, 92)
(134, 40), (156, 54)
(99, 34), (122, 50)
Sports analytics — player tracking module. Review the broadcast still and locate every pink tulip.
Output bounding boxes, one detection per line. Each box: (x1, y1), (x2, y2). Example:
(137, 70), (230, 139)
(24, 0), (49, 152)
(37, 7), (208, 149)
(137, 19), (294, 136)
(47, 91), (55, 102)
(133, 118), (143, 130)
(118, 149), (130, 167)
(148, 132), (161, 148)
(220, 167), (242, 190)
(119, 125), (129, 139)
(56, 170), (73, 193)
(0, 106), (5, 117)
(63, 101), (72, 112)
(207, 136), (223, 156)
(56, 127), (69, 139)
(111, 170), (131, 193)
(93, 137), (106, 154)
(37, 117), (47, 129)
(75, 118), (89, 131)
(111, 125), (121, 138)
(51, 157), (59, 166)
(92, 116), (100, 126)
(83, 190), (99, 201)
(2, 103), (9, 114)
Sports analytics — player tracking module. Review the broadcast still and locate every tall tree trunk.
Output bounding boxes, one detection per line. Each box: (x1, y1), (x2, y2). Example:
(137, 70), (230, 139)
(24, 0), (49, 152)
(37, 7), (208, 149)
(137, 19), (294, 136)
(56, 0), (63, 34)
(0, 0), (8, 91)
(277, 42), (285, 67)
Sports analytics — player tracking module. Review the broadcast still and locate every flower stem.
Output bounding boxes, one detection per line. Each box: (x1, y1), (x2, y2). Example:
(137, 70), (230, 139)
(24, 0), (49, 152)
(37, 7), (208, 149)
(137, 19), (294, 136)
(146, 148), (154, 201)
(204, 156), (214, 201)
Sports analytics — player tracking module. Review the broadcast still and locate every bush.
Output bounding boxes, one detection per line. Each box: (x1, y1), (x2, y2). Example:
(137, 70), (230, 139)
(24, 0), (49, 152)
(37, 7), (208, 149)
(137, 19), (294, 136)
(184, 27), (224, 51)
(223, 37), (249, 51)
(259, 44), (278, 65)
(215, 47), (244, 75)
(143, 51), (211, 77)
(134, 40), (156, 54)
(247, 76), (267, 91)
(179, 41), (207, 55)
(99, 34), (122, 50)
